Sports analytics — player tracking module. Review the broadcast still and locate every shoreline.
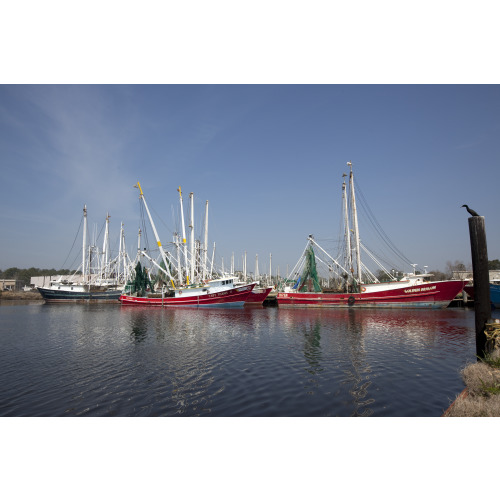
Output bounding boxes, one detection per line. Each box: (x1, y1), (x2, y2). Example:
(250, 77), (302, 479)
(0, 291), (43, 301)
(443, 347), (500, 417)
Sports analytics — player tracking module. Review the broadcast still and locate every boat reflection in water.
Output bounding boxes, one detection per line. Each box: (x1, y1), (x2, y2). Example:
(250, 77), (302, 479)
(119, 306), (475, 417)
(0, 303), (477, 417)
(276, 307), (475, 417)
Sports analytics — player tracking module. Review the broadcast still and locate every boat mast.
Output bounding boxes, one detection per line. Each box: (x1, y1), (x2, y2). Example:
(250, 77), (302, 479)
(121, 222), (129, 284)
(195, 240), (201, 278)
(255, 254), (259, 282)
(118, 221), (123, 281)
(210, 242), (215, 277)
(342, 173), (353, 287)
(177, 186), (189, 285)
(244, 251), (247, 281)
(348, 162), (362, 285)
(203, 200), (209, 281)
(175, 233), (182, 285)
(102, 212), (110, 279)
(82, 205), (87, 283)
(189, 192), (195, 283)
(269, 253), (272, 286)
(134, 182), (175, 288)
(136, 228), (141, 265)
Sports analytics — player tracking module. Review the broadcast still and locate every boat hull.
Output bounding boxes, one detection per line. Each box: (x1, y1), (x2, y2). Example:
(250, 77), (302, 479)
(244, 287), (273, 305)
(120, 284), (254, 307)
(464, 283), (500, 308)
(492, 284), (500, 308)
(37, 287), (121, 303)
(277, 280), (465, 309)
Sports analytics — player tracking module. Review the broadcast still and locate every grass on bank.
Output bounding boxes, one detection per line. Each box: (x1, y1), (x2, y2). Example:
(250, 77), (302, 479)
(0, 290), (43, 300)
(445, 348), (500, 417)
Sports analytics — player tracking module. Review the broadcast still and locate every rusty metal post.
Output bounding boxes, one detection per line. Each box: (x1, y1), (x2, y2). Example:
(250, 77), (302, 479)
(467, 216), (491, 357)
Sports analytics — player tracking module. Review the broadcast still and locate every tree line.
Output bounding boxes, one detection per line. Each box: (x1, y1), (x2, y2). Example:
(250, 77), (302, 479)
(0, 267), (79, 286)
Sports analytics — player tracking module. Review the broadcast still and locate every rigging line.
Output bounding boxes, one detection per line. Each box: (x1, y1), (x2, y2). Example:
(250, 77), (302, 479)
(362, 242), (406, 273)
(286, 240), (310, 280)
(171, 205), (179, 237)
(354, 187), (393, 248)
(67, 252), (82, 274)
(350, 180), (383, 231)
(309, 238), (352, 278)
(354, 179), (414, 267)
(356, 188), (412, 267)
(139, 198), (151, 252)
(61, 213), (84, 269)
(90, 219), (106, 246)
(337, 183), (345, 258)
(151, 204), (175, 238)
(360, 261), (378, 282)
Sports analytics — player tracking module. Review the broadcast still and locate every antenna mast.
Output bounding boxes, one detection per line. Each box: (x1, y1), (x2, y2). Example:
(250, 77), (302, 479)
(348, 162), (362, 285)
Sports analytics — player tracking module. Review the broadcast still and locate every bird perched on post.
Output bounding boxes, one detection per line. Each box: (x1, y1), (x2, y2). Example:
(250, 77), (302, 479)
(462, 204), (480, 217)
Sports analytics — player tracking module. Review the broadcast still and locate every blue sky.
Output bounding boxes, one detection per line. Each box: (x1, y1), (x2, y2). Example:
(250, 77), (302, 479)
(1, 84), (499, 276)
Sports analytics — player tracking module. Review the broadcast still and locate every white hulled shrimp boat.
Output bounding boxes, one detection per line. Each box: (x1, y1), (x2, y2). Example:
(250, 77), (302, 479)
(37, 207), (128, 303)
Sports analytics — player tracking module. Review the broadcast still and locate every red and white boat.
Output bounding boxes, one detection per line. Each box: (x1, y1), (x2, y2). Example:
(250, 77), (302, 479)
(119, 182), (257, 307)
(221, 277), (273, 305)
(244, 285), (273, 305)
(120, 277), (255, 307)
(277, 163), (465, 309)
(277, 277), (465, 308)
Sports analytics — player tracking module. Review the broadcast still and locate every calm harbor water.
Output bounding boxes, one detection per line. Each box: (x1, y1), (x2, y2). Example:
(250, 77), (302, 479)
(1, 301), (494, 417)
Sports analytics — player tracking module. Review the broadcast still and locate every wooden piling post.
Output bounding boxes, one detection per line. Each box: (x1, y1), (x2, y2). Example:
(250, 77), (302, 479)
(467, 216), (491, 357)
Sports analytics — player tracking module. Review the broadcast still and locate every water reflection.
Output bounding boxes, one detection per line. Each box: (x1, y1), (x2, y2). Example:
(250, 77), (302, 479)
(275, 308), (474, 416)
(130, 311), (148, 343)
(121, 306), (267, 416)
(0, 303), (478, 416)
(277, 308), (376, 415)
(301, 320), (322, 375)
(344, 309), (374, 417)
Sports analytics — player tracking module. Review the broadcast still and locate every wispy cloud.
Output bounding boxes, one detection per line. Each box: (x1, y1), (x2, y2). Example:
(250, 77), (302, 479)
(454, 136), (488, 150)
(22, 86), (140, 215)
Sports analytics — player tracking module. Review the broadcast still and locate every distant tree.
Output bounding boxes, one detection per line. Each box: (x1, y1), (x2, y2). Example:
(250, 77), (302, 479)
(375, 269), (402, 281)
(0, 267), (77, 286)
(428, 269), (447, 281)
(445, 260), (467, 279)
(375, 269), (391, 281)
(488, 259), (500, 270)
(1, 267), (20, 279)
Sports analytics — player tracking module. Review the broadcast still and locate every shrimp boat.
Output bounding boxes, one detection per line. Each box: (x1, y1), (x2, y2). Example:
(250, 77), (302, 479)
(37, 207), (129, 303)
(119, 182), (255, 307)
(277, 163), (466, 309)
(231, 279), (273, 305)
(463, 282), (500, 308)
(37, 281), (122, 303)
(245, 285), (274, 305)
(120, 275), (255, 307)
(231, 254), (273, 305)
